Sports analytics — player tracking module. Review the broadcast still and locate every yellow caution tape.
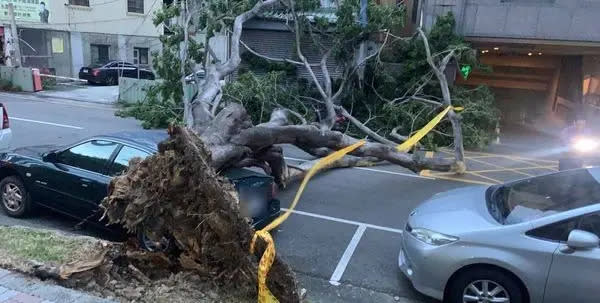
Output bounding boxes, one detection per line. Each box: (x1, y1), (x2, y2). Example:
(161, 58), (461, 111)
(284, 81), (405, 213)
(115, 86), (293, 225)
(396, 106), (463, 152)
(250, 140), (367, 303)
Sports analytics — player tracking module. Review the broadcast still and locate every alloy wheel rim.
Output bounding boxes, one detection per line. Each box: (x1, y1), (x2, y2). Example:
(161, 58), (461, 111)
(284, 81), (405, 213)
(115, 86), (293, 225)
(2, 183), (23, 212)
(141, 228), (170, 252)
(462, 280), (510, 303)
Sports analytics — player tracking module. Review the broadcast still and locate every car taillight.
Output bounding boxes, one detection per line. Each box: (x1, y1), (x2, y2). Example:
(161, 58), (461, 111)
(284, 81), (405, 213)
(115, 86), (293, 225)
(1, 104), (8, 129)
(92, 69), (100, 76)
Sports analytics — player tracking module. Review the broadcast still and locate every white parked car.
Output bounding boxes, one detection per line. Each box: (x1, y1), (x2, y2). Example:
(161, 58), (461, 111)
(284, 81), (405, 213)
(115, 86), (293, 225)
(0, 104), (11, 151)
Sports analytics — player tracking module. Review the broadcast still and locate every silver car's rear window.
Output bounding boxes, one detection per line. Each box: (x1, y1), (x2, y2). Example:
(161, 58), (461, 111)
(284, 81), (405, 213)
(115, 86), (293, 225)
(487, 169), (600, 224)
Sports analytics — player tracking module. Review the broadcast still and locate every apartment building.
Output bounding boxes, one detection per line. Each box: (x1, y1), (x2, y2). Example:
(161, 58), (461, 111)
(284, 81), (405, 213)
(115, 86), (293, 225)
(419, 0), (600, 127)
(0, 0), (162, 77)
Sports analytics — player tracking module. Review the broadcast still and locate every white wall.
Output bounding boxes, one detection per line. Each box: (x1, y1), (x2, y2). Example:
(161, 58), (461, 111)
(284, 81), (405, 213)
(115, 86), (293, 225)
(8, 0), (162, 38)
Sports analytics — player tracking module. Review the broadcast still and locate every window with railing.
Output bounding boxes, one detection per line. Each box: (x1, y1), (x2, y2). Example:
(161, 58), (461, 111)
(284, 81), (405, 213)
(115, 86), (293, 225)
(128, 0), (144, 14)
(69, 0), (90, 6)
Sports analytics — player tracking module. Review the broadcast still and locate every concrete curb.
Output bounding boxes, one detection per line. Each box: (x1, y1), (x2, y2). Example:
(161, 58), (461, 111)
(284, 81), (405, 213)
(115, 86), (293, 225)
(0, 269), (116, 303)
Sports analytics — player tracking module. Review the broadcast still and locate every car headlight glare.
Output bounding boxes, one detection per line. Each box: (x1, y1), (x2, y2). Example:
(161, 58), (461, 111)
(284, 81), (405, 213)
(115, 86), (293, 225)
(409, 228), (458, 246)
(573, 137), (599, 153)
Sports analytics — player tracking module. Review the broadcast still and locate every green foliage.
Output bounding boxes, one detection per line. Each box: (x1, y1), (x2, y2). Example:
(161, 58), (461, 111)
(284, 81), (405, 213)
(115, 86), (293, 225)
(240, 52), (297, 76)
(350, 12), (499, 149)
(116, 83), (183, 129)
(223, 71), (314, 124)
(116, 48), (184, 129)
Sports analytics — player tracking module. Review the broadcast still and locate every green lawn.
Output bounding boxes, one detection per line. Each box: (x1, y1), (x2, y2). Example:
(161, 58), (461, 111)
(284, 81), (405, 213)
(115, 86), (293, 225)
(0, 226), (95, 264)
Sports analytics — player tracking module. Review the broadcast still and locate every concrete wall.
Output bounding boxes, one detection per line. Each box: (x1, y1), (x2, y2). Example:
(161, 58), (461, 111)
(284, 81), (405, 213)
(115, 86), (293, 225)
(79, 33), (159, 67)
(19, 28), (72, 77)
(0, 66), (34, 92)
(118, 77), (157, 104)
(70, 32), (84, 77)
(7, 0), (162, 38)
(423, 0), (600, 43)
(81, 32), (120, 66)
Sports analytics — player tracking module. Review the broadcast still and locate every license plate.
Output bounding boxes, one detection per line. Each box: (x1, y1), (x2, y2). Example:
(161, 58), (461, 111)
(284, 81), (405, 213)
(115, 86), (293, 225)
(82, 68), (88, 73)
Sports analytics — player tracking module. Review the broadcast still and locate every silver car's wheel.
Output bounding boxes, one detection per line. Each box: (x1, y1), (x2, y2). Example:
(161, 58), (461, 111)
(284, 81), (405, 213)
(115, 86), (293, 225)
(2, 183), (23, 212)
(462, 280), (509, 303)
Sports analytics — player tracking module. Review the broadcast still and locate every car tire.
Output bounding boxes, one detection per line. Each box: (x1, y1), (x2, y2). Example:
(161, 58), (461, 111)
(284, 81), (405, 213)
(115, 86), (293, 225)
(106, 76), (117, 86)
(446, 268), (524, 303)
(0, 176), (32, 218)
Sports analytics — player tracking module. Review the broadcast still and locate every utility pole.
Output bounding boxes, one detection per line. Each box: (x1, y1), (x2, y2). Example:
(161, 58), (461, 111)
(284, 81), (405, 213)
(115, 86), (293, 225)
(7, 3), (21, 67)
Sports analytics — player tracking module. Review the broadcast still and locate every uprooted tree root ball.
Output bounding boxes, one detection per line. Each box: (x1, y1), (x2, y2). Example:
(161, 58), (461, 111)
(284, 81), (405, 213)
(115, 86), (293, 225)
(35, 126), (299, 303)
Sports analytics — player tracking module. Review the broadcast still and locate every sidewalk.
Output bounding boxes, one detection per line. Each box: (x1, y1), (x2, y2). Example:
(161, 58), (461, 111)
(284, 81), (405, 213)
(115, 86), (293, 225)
(35, 85), (118, 105)
(0, 269), (115, 303)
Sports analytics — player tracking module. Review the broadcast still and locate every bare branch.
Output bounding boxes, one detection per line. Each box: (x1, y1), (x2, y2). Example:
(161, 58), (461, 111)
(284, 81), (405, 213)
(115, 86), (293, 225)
(335, 106), (397, 146)
(239, 39), (316, 66)
(390, 126), (408, 143)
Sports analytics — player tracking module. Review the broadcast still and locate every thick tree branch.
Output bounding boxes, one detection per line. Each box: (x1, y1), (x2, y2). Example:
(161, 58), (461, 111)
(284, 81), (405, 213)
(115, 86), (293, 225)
(417, 28), (465, 171)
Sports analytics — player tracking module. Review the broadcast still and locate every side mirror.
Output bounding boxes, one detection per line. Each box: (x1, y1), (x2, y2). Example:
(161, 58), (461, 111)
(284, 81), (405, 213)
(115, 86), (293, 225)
(567, 230), (599, 250)
(42, 151), (57, 163)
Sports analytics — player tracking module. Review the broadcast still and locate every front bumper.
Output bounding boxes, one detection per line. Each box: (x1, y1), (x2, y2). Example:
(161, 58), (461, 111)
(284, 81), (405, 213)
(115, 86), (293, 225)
(398, 229), (453, 301)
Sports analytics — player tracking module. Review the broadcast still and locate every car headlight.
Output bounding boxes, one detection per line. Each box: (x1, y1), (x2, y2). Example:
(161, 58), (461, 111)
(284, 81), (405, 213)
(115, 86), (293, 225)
(409, 228), (458, 246)
(573, 137), (599, 153)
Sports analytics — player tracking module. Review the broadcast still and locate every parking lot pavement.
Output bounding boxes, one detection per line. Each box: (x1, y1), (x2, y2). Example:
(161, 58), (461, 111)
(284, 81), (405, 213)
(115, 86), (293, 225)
(275, 155), (465, 302)
(420, 149), (559, 185)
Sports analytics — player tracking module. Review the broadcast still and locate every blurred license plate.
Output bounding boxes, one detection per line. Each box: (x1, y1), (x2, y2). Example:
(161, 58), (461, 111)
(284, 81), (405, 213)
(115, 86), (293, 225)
(83, 68), (89, 73)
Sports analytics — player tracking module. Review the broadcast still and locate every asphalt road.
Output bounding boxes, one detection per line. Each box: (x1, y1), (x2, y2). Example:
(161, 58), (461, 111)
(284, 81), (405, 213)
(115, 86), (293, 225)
(0, 92), (472, 303)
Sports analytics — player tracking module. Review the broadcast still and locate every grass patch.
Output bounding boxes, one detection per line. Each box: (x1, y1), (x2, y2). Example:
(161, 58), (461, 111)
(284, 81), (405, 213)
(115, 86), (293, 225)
(0, 226), (97, 264)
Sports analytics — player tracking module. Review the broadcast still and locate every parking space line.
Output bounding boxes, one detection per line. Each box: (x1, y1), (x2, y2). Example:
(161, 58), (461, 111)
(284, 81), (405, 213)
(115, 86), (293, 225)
(467, 166), (557, 173)
(280, 208), (404, 234)
(420, 170), (495, 186)
(329, 224), (366, 286)
(12, 117), (84, 130)
(284, 157), (434, 180)
(467, 157), (535, 177)
(468, 171), (503, 184)
(500, 156), (559, 171)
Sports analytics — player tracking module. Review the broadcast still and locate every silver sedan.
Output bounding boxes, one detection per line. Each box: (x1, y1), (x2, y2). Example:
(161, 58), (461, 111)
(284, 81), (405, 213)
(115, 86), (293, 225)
(399, 167), (600, 303)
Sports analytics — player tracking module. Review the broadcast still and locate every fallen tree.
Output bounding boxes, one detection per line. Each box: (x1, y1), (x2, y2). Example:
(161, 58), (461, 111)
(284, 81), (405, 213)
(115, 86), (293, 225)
(31, 126), (300, 302)
(120, 0), (470, 181)
(103, 1), (473, 301)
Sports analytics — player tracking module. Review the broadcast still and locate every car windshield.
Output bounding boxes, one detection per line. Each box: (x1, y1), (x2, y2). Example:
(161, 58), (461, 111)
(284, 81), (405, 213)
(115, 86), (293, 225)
(487, 169), (600, 224)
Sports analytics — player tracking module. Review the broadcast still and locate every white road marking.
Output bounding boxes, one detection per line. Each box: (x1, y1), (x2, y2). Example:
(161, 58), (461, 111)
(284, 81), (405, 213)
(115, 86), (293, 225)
(281, 208), (403, 234)
(12, 117), (84, 130)
(283, 156), (434, 180)
(329, 224), (367, 286)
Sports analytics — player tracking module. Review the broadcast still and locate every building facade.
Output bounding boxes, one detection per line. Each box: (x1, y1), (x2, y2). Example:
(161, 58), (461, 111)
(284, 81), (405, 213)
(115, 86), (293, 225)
(1, 0), (162, 77)
(419, 0), (600, 128)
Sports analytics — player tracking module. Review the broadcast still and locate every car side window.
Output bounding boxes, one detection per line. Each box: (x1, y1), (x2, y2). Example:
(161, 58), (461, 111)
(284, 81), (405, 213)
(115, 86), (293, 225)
(107, 145), (150, 176)
(57, 140), (118, 174)
(527, 217), (579, 242)
(579, 213), (600, 238)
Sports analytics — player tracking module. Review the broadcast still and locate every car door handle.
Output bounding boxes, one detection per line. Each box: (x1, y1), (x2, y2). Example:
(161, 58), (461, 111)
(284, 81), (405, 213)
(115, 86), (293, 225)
(80, 178), (91, 187)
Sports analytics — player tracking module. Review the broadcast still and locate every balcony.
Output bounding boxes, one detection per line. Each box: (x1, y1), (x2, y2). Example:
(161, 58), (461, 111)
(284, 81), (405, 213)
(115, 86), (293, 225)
(423, 0), (600, 43)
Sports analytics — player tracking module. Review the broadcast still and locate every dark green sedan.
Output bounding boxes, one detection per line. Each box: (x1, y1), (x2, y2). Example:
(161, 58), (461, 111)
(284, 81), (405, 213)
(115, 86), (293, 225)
(0, 130), (280, 249)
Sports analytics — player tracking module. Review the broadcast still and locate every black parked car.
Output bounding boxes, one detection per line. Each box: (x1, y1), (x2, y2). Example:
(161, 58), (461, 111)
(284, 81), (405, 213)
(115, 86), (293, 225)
(78, 61), (155, 85)
(0, 131), (280, 250)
